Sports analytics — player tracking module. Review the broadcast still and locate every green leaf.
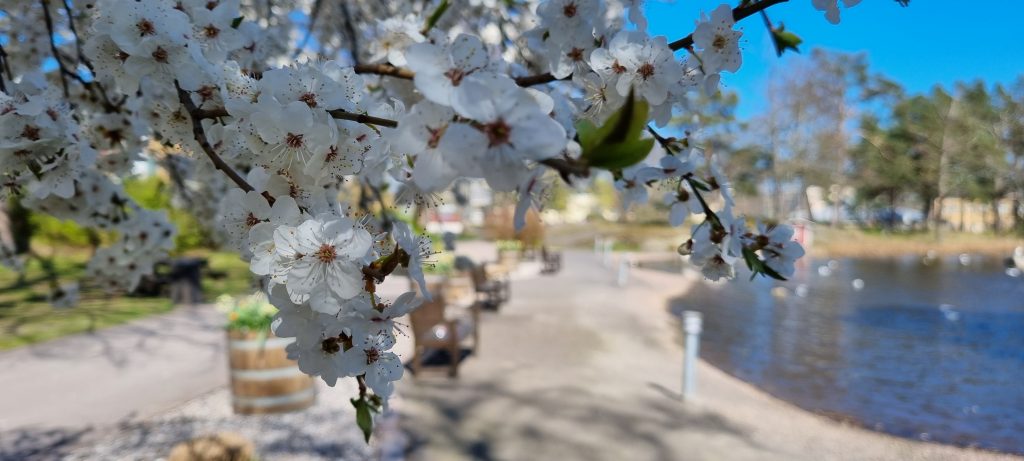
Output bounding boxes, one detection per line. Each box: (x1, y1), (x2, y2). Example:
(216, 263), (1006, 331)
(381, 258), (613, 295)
(741, 247), (788, 281)
(769, 26), (802, 57)
(586, 138), (655, 170)
(595, 89), (647, 145)
(230, 16), (244, 28)
(575, 119), (599, 153)
(351, 397), (374, 443)
(577, 89), (654, 171)
(423, 0), (451, 34)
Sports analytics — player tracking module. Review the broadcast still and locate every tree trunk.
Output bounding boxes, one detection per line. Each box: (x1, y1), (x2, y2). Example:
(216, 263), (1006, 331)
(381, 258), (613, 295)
(991, 200), (1002, 233)
(1014, 196), (1023, 235)
(6, 198), (34, 255)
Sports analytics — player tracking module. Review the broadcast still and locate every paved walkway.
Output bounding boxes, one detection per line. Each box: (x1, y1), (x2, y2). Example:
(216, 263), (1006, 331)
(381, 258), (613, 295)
(0, 304), (226, 460)
(394, 250), (1019, 461)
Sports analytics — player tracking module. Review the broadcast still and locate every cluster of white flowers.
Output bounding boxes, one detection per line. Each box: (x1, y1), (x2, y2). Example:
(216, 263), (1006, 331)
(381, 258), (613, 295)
(0, 0), (850, 421)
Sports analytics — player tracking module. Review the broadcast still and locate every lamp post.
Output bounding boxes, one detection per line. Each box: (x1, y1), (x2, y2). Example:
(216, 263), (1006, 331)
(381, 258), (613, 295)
(682, 310), (703, 400)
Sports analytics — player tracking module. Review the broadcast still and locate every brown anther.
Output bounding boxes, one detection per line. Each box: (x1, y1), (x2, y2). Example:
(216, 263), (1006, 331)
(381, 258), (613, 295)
(562, 2), (577, 17)
(245, 212), (262, 228)
(481, 119), (511, 148)
(443, 68), (466, 86)
(299, 92), (318, 108)
(285, 133), (304, 148)
(21, 125), (41, 141)
(136, 19), (156, 37)
(315, 243), (336, 263)
(638, 63), (656, 80)
(365, 347), (380, 364)
(713, 34), (728, 50)
(325, 145), (339, 162)
(197, 85), (216, 101)
(151, 46), (169, 63)
(611, 60), (627, 74)
(203, 24), (220, 38)
(567, 47), (585, 62)
(426, 125), (447, 149)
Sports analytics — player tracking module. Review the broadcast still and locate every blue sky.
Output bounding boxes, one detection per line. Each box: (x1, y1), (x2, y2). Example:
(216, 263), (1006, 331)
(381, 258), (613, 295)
(646, 0), (1024, 119)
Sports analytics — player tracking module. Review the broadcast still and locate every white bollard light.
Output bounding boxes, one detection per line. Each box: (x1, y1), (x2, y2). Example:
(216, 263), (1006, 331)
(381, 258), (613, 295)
(682, 310), (703, 400)
(617, 254), (631, 286)
(602, 240), (613, 266)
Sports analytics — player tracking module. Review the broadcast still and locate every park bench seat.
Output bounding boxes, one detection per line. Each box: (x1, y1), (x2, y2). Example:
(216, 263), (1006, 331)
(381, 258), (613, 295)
(409, 289), (479, 377)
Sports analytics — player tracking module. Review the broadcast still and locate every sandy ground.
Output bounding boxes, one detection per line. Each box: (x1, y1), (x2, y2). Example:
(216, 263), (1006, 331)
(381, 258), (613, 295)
(392, 248), (1021, 461)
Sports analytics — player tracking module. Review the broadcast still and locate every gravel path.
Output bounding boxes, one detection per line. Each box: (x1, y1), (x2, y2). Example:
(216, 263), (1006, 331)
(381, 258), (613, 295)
(62, 380), (373, 461)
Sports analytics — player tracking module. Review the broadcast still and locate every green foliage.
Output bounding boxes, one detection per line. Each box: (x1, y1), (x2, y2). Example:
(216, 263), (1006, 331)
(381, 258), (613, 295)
(30, 175), (214, 251)
(423, 252), (455, 276)
(742, 247), (786, 281)
(0, 249), (173, 350)
(123, 176), (215, 251)
(495, 239), (523, 252)
(578, 90), (655, 171)
(350, 394), (383, 442)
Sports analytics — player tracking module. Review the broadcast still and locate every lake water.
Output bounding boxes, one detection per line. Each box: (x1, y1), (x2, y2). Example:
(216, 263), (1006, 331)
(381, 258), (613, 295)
(664, 255), (1024, 454)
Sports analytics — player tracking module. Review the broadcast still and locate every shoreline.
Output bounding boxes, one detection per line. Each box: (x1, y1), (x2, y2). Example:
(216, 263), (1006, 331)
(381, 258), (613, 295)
(626, 254), (1022, 460)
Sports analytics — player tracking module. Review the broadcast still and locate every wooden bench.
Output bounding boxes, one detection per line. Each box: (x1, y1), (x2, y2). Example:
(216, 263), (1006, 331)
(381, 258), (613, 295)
(409, 288), (479, 377)
(541, 246), (562, 275)
(470, 262), (509, 310)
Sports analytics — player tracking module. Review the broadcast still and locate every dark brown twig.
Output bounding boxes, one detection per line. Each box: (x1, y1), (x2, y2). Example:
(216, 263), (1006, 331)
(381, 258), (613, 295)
(353, 63), (415, 80)
(193, 105), (397, 128)
(40, 0), (70, 98)
(539, 157), (591, 183)
(175, 82), (276, 205)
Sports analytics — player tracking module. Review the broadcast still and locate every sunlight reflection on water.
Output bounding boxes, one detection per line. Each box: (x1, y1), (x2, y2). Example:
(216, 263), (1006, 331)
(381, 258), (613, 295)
(662, 255), (1024, 454)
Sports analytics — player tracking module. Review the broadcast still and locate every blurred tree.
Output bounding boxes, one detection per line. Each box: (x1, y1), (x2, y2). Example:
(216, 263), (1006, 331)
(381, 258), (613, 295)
(994, 77), (1024, 233)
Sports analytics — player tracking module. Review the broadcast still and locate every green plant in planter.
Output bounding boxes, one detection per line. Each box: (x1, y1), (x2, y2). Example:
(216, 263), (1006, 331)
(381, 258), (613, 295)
(217, 292), (277, 332)
(495, 239), (523, 252)
(423, 252), (456, 276)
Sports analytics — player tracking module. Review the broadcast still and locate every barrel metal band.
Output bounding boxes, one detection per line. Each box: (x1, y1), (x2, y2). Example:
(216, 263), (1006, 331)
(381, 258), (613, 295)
(232, 387), (316, 408)
(228, 336), (295, 350)
(231, 366), (305, 380)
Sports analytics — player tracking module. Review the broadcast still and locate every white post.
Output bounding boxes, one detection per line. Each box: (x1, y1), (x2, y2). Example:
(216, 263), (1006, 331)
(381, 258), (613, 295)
(682, 310), (703, 400)
(602, 239), (613, 266)
(616, 253), (630, 286)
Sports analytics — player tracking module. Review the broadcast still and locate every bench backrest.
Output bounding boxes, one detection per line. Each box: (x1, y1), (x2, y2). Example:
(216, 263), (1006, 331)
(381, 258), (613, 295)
(409, 285), (446, 339)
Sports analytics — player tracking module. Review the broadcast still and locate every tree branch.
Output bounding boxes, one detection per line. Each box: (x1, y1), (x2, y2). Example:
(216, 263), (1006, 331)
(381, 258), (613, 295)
(539, 157), (591, 183)
(193, 105), (398, 128)
(667, 0), (790, 51)
(339, 0), (362, 66)
(353, 63), (415, 80)
(327, 109), (399, 128)
(40, 0), (70, 98)
(175, 82), (275, 206)
(515, 0), (792, 87)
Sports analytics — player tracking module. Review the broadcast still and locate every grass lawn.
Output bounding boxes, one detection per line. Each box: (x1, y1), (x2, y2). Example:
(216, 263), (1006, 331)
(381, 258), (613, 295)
(0, 245), (254, 350)
(811, 227), (1024, 258)
(545, 220), (1024, 259)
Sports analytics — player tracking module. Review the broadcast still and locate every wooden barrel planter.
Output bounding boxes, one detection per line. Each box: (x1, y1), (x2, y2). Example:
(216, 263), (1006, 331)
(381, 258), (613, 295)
(497, 249), (520, 268)
(227, 330), (316, 415)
